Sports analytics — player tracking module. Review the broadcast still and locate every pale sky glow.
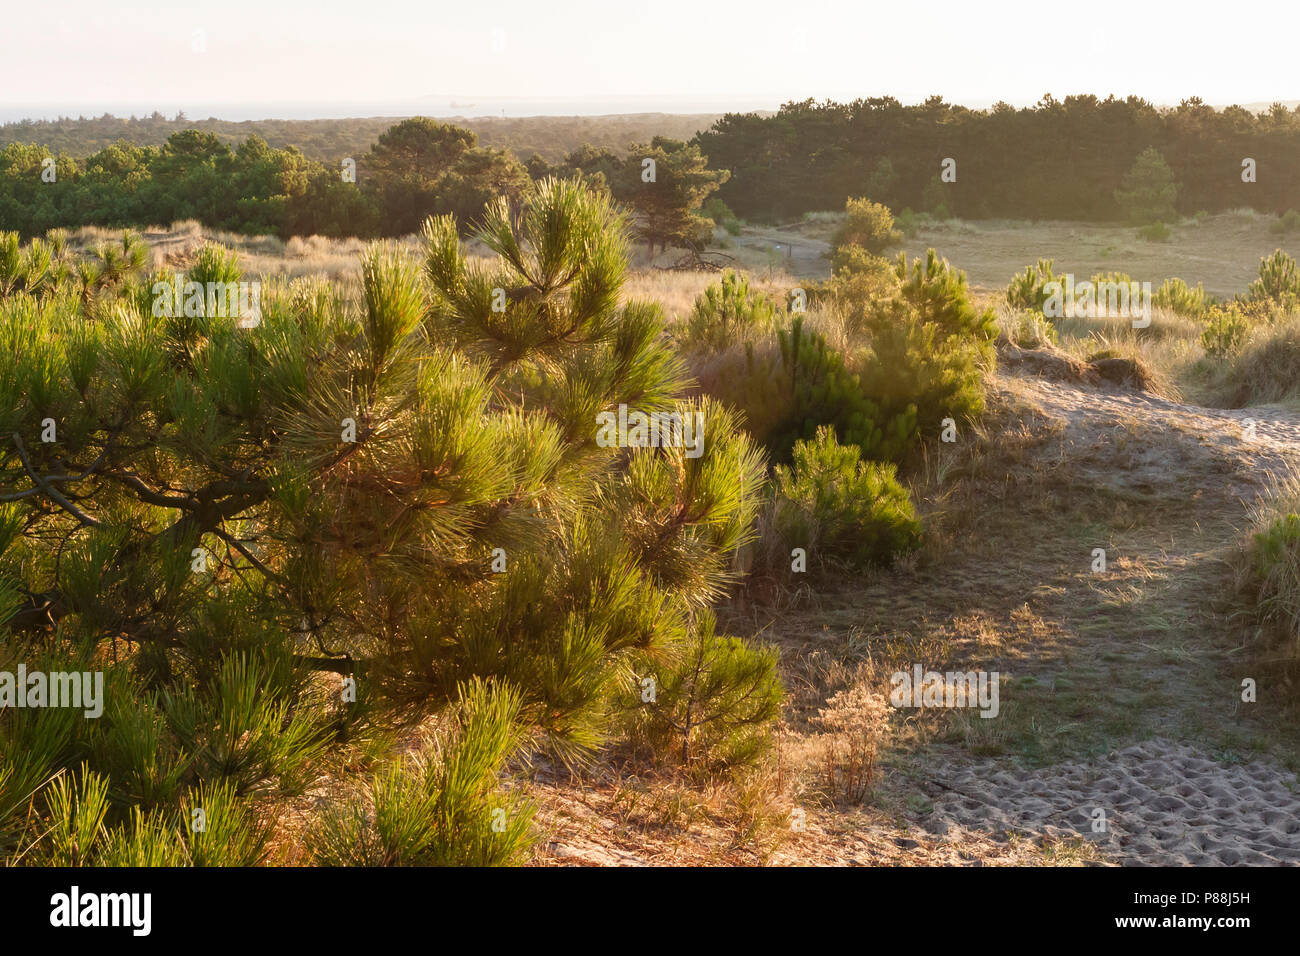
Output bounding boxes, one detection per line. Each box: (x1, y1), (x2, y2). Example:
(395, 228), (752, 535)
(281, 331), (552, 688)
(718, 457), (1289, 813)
(5, 0), (1300, 119)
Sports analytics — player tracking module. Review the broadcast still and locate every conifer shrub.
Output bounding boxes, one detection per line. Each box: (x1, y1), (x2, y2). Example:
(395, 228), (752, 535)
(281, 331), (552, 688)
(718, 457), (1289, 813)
(1005, 258), (1056, 311)
(625, 612), (781, 774)
(894, 249), (997, 342)
(1154, 276), (1211, 318)
(308, 679), (534, 866)
(1200, 305), (1250, 357)
(827, 247), (899, 331)
(0, 178), (782, 863)
(693, 249), (991, 468)
(770, 426), (921, 570)
(687, 318), (914, 465)
(681, 270), (777, 350)
(1247, 249), (1300, 311)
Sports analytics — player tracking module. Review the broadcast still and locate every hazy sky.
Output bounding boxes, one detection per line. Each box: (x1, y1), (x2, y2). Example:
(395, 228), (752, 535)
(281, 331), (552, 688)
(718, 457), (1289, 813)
(6, 0), (1300, 119)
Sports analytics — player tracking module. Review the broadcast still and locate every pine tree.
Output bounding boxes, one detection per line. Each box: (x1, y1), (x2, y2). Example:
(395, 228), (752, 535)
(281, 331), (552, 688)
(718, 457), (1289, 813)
(1113, 146), (1178, 225)
(0, 177), (778, 862)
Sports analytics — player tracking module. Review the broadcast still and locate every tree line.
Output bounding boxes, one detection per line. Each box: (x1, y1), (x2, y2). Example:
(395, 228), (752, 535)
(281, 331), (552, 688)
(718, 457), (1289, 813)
(0, 119), (726, 254)
(8, 96), (1300, 244)
(697, 94), (1300, 222)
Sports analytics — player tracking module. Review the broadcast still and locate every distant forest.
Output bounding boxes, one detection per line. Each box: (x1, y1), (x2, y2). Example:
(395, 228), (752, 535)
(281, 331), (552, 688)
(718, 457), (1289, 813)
(0, 112), (723, 164)
(4, 96), (1300, 242)
(703, 95), (1300, 221)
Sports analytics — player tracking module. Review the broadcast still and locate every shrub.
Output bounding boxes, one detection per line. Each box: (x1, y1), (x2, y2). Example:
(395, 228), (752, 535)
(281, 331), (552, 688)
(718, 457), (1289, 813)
(630, 613), (781, 773)
(858, 297), (989, 440)
(894, 249), (997, 342)
(1137, 221), (1172, 241)
(703, 197), (742, 235)
(1154, 276), (1211, 318)
(0, 178), (780, 863)
(830, 242), (893, 279)
(1247, 249), (1300, 310)
(813, 683), (890, 803)
(699, 252), (992, 466)
(1200, 305), (1250, 357)
(308, 680), (535, 866)
(684, 318), (916, 465)
(771, 426), (921, 569)
(1006, 258), (1056, 311)
(830, 197), (901, 257)
(1270, 209), (1300, 234)
(895, 208), (924, 237)
(1199, 315), (1300, 407)
(681, 270), (777, 350)
(770, 317), (917, 463)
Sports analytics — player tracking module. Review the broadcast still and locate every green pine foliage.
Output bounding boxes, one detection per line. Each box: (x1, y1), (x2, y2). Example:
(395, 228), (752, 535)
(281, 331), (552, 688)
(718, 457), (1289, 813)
(308, 679), (534, 866)
(1201, 305), (1250, 356)
(1247, 249), (1300, 311)
(1154, 277), (1211, 318)
(0, 177), (782, 865)
(1006, 258), (1056, 311)
(771, 426), (921, 570)
(1113, 146), (1179, 226)
(625, 612), (781, 772)
(680, 270), (777, 350)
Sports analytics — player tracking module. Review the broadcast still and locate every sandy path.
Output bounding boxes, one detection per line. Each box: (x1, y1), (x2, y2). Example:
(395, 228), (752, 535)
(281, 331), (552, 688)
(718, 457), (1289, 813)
(914, 373), (1300, 865)
(925, 738), (1300, 865)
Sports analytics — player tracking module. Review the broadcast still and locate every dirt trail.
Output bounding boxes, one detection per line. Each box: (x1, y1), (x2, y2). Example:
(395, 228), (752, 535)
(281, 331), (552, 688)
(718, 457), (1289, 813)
(728, 226), (831, 277)
(911, 372), (1300, 864)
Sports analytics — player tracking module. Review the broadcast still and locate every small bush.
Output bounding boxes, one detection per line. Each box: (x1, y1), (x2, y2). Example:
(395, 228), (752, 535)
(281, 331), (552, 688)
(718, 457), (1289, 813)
(895, 208), (925, 237)
(813, 683), (890, 803)
(631, 613), (781, 773)
(771, 317), (917, 463)
(1199, 315), (1300, 406)
(1006, 258), (1056, 311)
(681, 270), (776, 350)
(1270, 210), (1300, 235)
(1137, 221), (1172, 242)
(829, 243), (893, 281)
(703, 197), (741, 235)
(1154, 276), (1210, 318)
(1247, 249), (1300, 310)
(895, 249), (997, 342)
(1200, 305), (1249, 357)
(308, 679), (534, 866)
(830, 197), (901, 257)
(771, 426), (921, 569)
